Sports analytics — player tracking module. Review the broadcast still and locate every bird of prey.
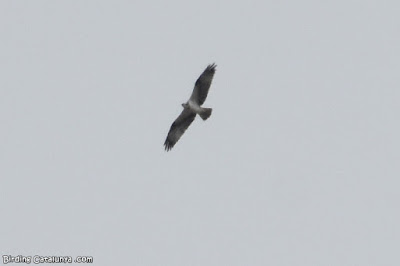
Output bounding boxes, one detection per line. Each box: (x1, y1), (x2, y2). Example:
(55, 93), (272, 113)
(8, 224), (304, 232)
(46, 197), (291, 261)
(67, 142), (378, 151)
(164, 63), (217, 151)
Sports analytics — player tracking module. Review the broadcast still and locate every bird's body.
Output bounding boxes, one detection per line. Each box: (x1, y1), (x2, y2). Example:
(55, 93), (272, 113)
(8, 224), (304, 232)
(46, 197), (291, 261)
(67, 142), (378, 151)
(183, 100), (212, 120)
(164, 63), (216, 151)
(185, 100), (202, 113)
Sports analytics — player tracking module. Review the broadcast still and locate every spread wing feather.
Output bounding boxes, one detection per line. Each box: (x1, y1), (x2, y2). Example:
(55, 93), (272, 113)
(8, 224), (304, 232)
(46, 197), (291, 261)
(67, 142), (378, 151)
(189, 63), (216, 105)
(164, 108), (196, 151)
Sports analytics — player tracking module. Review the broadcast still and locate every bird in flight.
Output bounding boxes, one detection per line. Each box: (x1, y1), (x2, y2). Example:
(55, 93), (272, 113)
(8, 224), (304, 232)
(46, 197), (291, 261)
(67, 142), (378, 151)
(164, 63), (217, 151)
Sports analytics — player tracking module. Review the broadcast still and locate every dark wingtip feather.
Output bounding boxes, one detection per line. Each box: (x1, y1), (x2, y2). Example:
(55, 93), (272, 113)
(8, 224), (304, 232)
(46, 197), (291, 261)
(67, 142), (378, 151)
(164, 140), (173, 151)
(164, 137), (175, 151)
(207, 63), (217, 72)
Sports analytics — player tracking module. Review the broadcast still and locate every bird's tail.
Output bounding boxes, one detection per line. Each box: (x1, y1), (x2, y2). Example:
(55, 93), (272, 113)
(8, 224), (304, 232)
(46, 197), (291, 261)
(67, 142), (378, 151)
(199, 108), (212, 120)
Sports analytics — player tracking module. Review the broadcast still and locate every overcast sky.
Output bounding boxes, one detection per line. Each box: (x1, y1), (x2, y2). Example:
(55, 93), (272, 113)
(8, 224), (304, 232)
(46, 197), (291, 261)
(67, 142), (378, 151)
(1, 1), (399, 265)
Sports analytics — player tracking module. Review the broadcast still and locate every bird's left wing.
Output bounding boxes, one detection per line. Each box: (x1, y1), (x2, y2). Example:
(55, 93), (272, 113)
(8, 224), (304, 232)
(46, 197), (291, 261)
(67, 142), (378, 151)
(189, 63), (216, 105)
(164, 108), (196, 151)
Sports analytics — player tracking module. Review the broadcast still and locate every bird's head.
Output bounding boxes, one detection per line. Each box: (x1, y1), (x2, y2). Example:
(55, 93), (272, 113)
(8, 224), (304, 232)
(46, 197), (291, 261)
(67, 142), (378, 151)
(181, 103), (189, 108)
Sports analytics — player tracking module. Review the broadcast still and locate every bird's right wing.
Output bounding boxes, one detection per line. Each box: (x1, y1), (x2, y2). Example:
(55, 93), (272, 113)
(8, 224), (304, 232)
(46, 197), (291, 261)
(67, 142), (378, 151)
(164, 108), (196, 151)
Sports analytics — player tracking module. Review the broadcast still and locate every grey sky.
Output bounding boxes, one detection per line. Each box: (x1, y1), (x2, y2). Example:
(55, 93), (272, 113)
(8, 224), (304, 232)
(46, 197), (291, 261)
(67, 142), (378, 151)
(1, 1), (399, 265)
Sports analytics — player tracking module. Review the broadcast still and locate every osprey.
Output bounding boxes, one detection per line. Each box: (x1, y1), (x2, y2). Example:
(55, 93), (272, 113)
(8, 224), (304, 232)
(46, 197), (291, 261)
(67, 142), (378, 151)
(164, 63), (216, 151)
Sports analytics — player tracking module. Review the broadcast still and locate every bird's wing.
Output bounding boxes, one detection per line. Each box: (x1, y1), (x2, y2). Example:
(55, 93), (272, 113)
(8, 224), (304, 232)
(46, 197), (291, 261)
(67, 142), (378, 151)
(164, 108), (196, 151)
(189, 63), (216, 105)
